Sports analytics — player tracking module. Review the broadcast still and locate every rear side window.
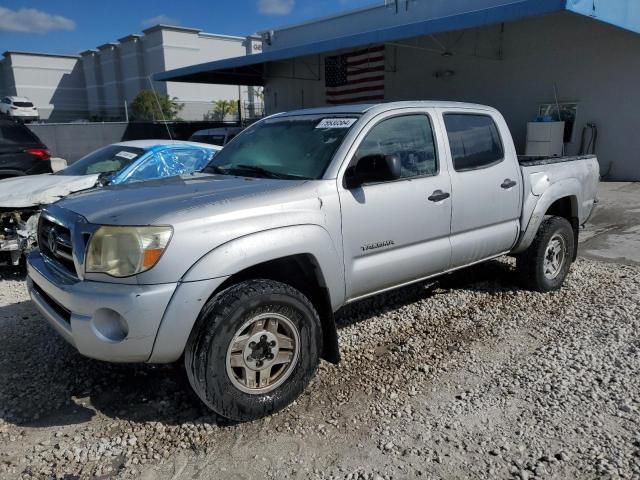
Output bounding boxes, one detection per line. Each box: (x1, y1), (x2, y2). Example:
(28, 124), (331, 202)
(0, 124), (39, 144)
(443, 114), (504, 171)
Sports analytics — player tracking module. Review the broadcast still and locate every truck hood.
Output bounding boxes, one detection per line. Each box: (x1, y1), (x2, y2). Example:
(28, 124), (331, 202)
(0, 173), (99, 209)
(57, 173), (306, 225)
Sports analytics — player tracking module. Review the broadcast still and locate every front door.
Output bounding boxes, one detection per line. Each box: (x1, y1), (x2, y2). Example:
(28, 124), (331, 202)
(438, 109), (521, 267)
(338, 111), (452, 300)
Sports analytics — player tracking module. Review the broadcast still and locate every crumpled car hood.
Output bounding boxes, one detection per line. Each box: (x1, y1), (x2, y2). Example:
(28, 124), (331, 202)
(57, 173), (305, 225)
(0, 174), (100, 209)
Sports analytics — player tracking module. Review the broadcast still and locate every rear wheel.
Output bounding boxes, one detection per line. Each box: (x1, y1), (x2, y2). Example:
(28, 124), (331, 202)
(184, 279), (322, 421)
(516, 215), (575, 292)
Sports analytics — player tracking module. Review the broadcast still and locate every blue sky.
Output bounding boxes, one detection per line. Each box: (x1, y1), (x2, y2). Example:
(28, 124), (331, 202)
(0, 0), (377, 55)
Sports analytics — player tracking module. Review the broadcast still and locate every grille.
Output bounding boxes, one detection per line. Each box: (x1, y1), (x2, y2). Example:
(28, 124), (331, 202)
(38, 215), (77, 277)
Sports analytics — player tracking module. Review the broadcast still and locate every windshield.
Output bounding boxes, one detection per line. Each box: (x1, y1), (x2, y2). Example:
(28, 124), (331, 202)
(204, 115), (360, 180)
(60, 145), (145, 177)
(58, 145), (145, 177)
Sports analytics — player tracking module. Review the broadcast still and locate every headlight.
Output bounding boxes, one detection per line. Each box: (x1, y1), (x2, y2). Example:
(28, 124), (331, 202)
(85, 226), (173, 277)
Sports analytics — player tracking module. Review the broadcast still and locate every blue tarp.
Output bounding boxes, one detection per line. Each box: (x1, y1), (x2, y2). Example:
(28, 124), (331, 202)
(110, 146), (216, 184)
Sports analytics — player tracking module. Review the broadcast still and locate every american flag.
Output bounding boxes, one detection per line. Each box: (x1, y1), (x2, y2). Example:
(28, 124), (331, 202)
(325, 45), (385, 105)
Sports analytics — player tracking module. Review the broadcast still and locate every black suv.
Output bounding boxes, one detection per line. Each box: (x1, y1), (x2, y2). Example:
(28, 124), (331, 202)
(0, 119), (52, 180)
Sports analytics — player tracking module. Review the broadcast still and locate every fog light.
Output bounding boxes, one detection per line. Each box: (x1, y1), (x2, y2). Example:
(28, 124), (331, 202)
(92, 309), (128, 342)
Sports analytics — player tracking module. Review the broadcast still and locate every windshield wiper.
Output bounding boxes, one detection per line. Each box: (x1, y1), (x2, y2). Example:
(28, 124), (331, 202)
(228, 165), (297, 180)
(205, 164), (229, 175)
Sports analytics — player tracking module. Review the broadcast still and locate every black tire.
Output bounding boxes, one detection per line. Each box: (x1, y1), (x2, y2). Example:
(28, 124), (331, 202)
(516, 215), (575, 292)
(184, 279), (322, 422)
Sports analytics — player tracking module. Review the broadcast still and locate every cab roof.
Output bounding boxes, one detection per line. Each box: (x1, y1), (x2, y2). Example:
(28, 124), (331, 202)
(277, 101), (498, 117)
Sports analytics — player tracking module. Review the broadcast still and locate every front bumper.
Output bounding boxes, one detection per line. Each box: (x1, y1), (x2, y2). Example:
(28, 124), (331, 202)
(27, 251), (177, 362)
(27, 250), (229, 363)
(8, 112), (38, 120)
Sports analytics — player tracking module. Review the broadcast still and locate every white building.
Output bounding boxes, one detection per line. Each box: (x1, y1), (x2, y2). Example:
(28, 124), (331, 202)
(0, 25), (263, 122)
(0, 51), (87, 121)
(155, 0), (640, 181)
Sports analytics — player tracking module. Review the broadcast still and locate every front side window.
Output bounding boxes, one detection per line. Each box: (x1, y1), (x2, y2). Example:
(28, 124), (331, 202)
(205, 115), (360, 180)
(354, 115), (438, 179)
(443, 114), (504, 171)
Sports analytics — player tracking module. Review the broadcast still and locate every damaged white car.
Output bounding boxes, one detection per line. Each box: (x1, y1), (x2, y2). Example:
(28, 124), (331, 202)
(0, 139), (220, 266)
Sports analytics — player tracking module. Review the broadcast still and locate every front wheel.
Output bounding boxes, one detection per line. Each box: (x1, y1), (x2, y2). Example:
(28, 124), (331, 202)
(184, 279), (322, 422)
(516, 215), (575, 292)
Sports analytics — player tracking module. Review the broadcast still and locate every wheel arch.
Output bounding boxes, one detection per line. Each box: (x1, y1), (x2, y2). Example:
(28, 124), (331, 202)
(212, 253), (341, 363)
(513, 180), (581, 256)
(151, 225), (345, 364)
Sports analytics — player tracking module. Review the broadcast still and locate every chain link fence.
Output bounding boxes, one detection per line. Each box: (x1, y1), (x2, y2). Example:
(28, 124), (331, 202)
(31, 100), (265, 125)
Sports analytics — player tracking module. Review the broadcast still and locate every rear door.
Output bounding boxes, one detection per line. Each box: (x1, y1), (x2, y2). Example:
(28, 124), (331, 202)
(437, 109), (521, 268)
(338, 109), (452, 300)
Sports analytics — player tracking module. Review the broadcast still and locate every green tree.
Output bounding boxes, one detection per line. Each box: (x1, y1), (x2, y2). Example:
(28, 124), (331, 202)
(208, 99), (238, 121)
(130, 90), (183, 121)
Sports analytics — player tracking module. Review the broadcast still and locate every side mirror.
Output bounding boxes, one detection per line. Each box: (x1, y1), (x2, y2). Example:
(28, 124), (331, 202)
(344, 154), (401, 189)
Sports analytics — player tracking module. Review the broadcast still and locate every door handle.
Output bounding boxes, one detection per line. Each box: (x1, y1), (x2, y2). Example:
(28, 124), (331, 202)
(501, 179), (517, 189)
(428, 190), (450, 202)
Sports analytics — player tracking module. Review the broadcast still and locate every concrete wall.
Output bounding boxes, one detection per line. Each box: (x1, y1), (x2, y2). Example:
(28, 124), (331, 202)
(96, 44), (123, 118)
(27, 120), (237, 162)
(160, 29), (249, 120)
(28, 123), (128, 161)
(1, 26), (263, 122)
(264, 12), (640, 181)
(0, 52), (87, 121)
(118, 36), (147, 105)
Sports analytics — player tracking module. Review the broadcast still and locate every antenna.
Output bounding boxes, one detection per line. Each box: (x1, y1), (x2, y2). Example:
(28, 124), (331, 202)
(147, 76), (173, 141)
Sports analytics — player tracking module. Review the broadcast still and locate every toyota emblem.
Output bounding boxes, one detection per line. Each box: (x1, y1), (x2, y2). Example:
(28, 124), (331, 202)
(47, 228), (58, 255)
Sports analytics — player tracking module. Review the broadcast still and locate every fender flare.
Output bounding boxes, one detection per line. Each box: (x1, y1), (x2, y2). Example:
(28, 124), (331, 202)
(177, 224), (345, 363)
(181, 224), (345, 307)
(513, 179), (580, 254)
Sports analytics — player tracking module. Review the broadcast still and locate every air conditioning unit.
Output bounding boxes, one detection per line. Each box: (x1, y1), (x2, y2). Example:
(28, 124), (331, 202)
(525, 121), (565, 157)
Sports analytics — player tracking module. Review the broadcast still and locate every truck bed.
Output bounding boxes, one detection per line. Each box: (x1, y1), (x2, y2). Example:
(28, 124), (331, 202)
(518, 154), (597, 167)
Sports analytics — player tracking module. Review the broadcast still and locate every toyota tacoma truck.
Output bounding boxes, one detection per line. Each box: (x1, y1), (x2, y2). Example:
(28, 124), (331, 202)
(26, 102), (599, 421)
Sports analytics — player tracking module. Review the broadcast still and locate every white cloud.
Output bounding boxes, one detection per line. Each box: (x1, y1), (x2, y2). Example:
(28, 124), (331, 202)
(0, 7), (75, 34)
(141, 14), (181, 28)
(258, 0), (295, 15)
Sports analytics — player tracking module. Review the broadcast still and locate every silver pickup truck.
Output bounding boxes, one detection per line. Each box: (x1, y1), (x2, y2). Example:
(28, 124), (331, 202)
(26, 102), (599, 421)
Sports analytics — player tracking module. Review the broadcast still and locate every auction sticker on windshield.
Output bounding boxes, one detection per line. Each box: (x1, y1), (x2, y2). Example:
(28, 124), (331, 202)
(316, 118), (357, 129)
(115, 151), (138, 160)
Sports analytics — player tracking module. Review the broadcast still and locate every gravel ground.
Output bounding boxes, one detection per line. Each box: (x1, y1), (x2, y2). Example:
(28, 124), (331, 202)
(0, 258), (639, 479)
